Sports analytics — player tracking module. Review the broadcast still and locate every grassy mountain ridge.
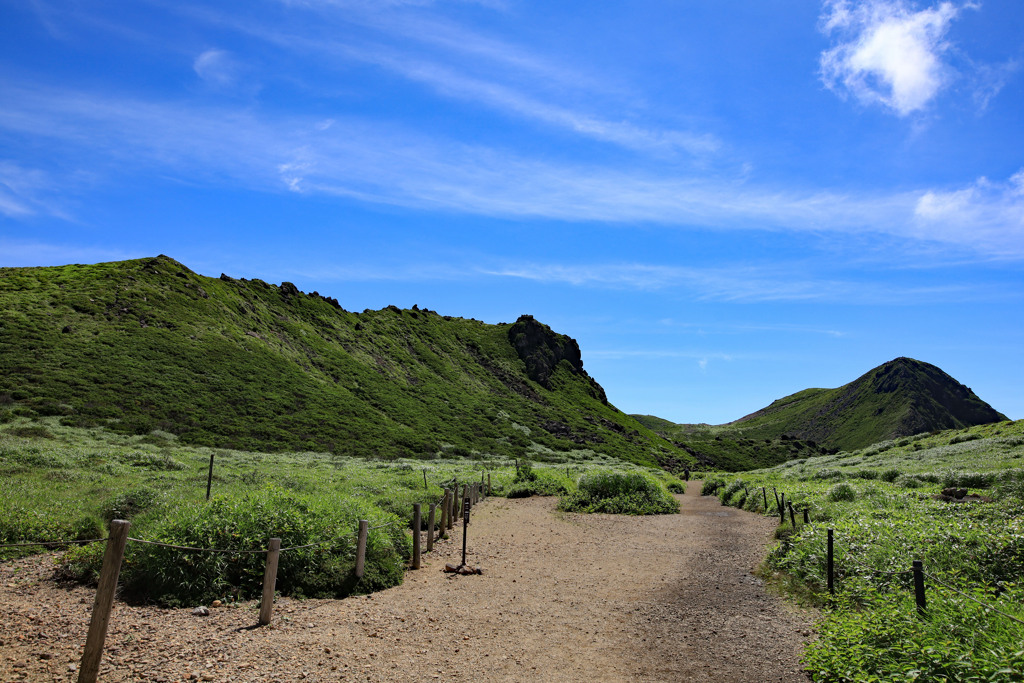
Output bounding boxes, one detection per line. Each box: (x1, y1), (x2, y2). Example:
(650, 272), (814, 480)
(0, 256), (690, 468)
(635, 357), (1006, 461)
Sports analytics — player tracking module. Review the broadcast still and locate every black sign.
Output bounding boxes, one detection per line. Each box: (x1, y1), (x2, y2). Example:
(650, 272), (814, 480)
(463, 498), (471, 518)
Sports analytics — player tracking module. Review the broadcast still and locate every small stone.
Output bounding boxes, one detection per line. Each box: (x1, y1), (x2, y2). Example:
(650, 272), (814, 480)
(211, 600), (222, 608)
(192, 607), (210, 617)
(444, 563), (460, 573)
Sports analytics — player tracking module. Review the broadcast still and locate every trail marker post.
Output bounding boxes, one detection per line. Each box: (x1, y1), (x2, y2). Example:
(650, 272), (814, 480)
(461, 496), (470, 567)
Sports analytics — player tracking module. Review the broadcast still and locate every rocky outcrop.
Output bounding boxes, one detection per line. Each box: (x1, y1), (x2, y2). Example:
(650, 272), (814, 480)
(507, 315), (608, 403)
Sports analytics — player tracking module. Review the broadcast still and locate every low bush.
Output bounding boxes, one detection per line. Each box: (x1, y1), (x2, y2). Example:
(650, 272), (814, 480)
(664, 479), (687, 494)
(701, 478), (725, 496)
(558, 470), (679, 515)
(940, 469), (996, 489)
(114, 486), (408, 606)
(826, 482), (857, 502)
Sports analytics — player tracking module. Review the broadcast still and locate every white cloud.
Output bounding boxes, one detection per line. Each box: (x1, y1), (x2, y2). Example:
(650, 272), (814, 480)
(2, 81), (1022, 260)
(914, 170), (1024, 255)
(0, 161), (67, 219)
(479, 262), (988, 304)
(193, 48), (241, 89)
(819, 0), (968, 115)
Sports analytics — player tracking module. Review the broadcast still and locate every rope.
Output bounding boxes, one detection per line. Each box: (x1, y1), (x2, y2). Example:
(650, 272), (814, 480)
(127, 537), (266, 554)
(836, 537), (914, 577)
(844, 556), (914, 578)
(0, 540), (104, 548)
(280, 538), (347, 552)
(924, 572), (1024, 627)
(368, 521), (402, 531)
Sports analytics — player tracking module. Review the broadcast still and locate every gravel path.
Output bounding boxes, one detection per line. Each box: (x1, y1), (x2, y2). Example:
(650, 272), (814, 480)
(0, 482), (815, 682)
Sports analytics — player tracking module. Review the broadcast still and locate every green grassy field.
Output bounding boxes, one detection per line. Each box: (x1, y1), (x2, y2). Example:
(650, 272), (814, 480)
(0, 418), (682, 605)
(704, 419), (1024, 681)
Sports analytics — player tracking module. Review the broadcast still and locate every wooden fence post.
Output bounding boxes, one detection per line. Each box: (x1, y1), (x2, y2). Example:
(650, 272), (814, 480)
(439, 491), (448, 534)
(427, 504), (436, 552)
(423, 469), (428, 490)
(803, 508), (810, 524)
(788, 502), (796, 527)
(487, 473), (491, 495)
(762, 487), (768, 510)
(773, 487), (780, 511)
(206, 452), (215, 501)
(412, 503), (421, 569)
(779, 493), (786, 524)
(913, 560), (926, 614)
(827, 529), (834, 595)
(447, 489), (455, 529)
(77, 520), (130, 683)
(355, 520), (368, 578)
(258, 538), (281, 626)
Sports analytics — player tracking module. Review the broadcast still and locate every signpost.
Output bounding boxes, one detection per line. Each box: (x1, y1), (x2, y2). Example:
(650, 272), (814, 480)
(461, 496), (470, 567)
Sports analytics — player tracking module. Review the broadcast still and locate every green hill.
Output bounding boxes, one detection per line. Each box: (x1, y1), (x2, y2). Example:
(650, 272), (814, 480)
(635, 357), (1006, 463)
(0, 256), (691, 469)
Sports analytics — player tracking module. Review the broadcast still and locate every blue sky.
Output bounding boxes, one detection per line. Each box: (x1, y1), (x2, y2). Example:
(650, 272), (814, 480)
(2, 0), (1022, 424)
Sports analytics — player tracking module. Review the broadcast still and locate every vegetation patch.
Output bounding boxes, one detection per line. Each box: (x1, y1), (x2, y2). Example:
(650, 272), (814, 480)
(707, 419), (1024, 680)
(559, 470), (679, 515)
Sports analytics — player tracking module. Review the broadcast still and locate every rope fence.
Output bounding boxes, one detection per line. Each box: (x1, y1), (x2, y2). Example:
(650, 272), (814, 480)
(754, 485), (1023, 628)
(0, 538), (106, 548)
(4, 474), (493, 683)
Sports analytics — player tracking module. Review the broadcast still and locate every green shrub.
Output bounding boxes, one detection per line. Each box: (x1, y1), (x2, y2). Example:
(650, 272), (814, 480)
(665, 479), (687, 494)
(118, 486), (408, 605)
(826, 482), (857, 502)
(879, 467), (901, 483)
(503, 467), (572, 498)
(895, 474), (923, 489)
(558, 470), (679, 515)
(55, 542), (105, 584)
(720, 479), (746, 504)
(701, 478), (725, 496)
(103, 486), (161, 522)
(941, 469), (996, 489)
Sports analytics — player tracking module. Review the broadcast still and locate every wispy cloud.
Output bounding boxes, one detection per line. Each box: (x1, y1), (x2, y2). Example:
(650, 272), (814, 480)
(0, 161), (69, 220)
(177, 2), (717, 157)
(819, 0), (970, 115)
(193, 48), (241, 89)
(2, 79), (1022, 260)
(479, 261), (998, 304)
(0, 238), (135, 267)
(913, 169), (1024, 255)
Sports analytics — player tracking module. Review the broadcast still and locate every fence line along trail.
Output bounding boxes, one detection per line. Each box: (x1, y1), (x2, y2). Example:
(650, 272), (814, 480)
(0, 482), (815, 682)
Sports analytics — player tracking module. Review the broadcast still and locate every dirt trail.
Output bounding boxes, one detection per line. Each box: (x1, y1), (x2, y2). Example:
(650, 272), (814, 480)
(0, 482), (814, 682)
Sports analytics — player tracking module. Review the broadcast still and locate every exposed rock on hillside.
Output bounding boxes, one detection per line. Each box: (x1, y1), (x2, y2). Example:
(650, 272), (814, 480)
(508, 315), (608, 404)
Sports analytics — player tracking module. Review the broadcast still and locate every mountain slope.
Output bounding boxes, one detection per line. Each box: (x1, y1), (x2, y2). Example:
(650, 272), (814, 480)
(0, 256), (689, 468)
(637, 357), (1006, 457)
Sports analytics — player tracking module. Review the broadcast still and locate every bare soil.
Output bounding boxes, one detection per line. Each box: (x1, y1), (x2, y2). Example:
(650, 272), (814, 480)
(0, 482), (815, 682)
